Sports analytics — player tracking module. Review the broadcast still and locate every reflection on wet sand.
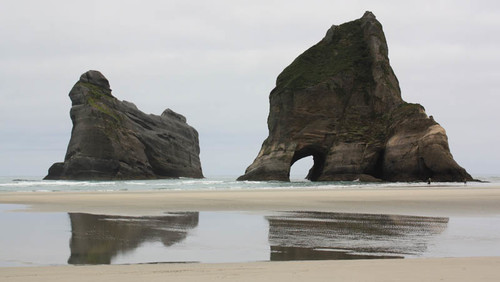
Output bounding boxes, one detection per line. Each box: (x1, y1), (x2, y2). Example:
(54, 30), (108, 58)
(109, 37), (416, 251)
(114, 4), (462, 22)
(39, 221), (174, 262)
(270, 246), (402, 261)
(68, 212), (198, 264)
(66, 211), (450, 265)
(266, 212), (449, 261)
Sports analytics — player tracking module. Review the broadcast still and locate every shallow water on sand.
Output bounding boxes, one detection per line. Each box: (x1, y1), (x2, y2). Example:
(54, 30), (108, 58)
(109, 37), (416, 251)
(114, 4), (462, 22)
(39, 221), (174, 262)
(1, 204), (499, 267)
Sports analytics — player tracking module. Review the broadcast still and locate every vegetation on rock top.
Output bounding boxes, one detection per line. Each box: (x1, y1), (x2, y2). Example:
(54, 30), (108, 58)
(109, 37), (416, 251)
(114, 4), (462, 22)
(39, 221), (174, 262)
(276, 19), (373, 92)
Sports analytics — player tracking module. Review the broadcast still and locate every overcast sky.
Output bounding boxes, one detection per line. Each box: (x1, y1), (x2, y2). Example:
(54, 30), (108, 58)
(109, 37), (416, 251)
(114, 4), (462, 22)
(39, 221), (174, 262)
(1, 0), (499, 178)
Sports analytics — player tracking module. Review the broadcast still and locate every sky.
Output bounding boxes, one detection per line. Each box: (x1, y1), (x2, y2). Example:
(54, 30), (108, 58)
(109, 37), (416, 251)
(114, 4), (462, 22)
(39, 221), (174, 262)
(1, 0), (499, 178)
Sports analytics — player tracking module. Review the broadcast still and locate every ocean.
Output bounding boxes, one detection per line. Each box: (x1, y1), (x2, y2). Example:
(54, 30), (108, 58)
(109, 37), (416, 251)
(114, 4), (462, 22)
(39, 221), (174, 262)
(0, 175), (498, 193)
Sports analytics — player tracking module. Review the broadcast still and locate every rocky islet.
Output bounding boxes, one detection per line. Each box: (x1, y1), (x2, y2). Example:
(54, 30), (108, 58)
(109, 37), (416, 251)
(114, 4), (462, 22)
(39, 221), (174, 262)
(238, 11), (472, 182)
(45, 70), (203, 180)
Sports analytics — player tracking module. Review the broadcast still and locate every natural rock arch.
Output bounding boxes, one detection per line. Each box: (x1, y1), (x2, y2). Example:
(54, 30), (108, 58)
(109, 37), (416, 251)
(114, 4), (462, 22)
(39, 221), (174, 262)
(238, 12), (472, 182)
(290, 146), (327, 181)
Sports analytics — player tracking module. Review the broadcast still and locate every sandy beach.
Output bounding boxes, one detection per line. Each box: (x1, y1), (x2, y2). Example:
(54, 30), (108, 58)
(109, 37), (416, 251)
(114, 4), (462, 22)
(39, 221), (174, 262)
(1, 257), (499, 282)
(1, 185), (500, 216)
(1, 185), (500, 281)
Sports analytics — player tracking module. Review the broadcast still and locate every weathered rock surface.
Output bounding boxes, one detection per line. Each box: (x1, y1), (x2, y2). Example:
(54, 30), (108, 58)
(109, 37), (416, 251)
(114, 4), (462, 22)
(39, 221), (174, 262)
(45, 70), (203, 180)
(238, 11), (472, 182)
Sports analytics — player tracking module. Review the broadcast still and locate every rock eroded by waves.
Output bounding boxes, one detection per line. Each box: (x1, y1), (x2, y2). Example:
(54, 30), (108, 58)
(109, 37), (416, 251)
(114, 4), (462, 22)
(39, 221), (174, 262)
(45, 70), (203, 180)
(238, 12), (471, 182)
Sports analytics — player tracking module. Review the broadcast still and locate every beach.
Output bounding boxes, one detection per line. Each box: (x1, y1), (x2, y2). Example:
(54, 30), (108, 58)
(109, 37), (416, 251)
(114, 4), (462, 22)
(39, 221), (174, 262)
(2, 257), (499, 282)
(1, 185), (500, 281)
(1, 185), (499, 216)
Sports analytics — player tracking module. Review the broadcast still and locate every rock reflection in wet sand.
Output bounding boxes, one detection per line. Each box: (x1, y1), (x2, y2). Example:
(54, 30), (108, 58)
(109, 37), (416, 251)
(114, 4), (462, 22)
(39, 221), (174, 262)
(266, 212), (449, 261)
(66, 211), (449, 264)
(68, 212), (198, 264)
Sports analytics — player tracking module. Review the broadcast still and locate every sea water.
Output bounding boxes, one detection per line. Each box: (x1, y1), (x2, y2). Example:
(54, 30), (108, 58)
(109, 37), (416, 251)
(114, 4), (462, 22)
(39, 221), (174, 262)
(0, 175), (497, 193)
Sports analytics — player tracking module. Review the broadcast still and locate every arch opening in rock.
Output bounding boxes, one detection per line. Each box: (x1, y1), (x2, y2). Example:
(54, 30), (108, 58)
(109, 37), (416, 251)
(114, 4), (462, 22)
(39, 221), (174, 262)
(289, 156), (313, 181)
(290, 147), (327, 181)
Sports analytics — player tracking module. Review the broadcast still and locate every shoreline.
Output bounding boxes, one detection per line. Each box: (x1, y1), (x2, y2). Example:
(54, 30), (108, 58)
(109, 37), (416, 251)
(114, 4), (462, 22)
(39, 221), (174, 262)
(1, 185), (500, 216)
(1, 185), (500, 281)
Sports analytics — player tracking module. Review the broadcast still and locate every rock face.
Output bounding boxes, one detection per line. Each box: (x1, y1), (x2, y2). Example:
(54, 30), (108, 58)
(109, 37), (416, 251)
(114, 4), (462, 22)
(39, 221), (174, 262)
(45, 70), (203, 180)
(238, 12), (472, 182)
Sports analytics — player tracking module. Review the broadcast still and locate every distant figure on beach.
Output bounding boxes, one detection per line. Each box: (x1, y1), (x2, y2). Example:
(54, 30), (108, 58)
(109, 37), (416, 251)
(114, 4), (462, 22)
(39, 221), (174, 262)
(427, 178), (432, 185)
(464, 178), (467, 185)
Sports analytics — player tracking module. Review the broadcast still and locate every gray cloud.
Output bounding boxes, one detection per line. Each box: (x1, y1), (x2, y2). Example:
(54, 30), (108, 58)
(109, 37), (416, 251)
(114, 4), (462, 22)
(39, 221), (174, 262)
(1, 0), (499, 177)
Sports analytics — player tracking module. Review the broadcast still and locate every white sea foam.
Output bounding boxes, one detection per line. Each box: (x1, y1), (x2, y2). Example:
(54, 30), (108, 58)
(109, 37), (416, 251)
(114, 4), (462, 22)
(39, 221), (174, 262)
(0, 175), (496, 192)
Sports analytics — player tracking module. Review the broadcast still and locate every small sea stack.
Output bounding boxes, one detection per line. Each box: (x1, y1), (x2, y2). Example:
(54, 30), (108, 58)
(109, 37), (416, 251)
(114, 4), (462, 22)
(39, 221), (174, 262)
(45, 70), (203, 180)
(238, 12), (472, 182)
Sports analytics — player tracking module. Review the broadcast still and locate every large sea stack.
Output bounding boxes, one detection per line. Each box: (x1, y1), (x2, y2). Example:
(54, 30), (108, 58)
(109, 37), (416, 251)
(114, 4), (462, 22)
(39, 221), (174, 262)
(45, 70), (203, 180)
(238, 12), (472, 182)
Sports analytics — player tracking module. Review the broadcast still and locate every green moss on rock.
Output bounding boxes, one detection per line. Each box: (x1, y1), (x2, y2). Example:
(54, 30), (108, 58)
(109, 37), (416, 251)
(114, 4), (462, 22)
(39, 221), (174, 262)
(80, 82), (122, 123)
(276, 19), (373, 91)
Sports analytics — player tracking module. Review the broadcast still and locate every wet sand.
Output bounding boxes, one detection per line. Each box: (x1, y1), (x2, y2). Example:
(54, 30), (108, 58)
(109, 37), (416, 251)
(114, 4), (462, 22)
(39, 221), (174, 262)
(1, 185), (500, 281)
(1, 185), (499, 216)
(2, 257), (500, 282)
